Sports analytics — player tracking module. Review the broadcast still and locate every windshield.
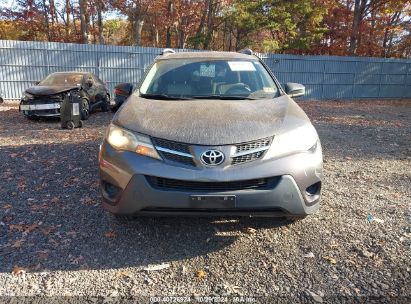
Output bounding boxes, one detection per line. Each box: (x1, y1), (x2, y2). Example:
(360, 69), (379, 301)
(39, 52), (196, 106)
(139, 59), (279, 100)
(40, 74), (83, 86)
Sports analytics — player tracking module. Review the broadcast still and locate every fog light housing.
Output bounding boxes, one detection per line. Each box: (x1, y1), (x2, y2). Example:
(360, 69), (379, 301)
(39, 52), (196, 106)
(306, 182), (321, 195)
(305, 181), (321, 204)
(101, 180), (122, 205)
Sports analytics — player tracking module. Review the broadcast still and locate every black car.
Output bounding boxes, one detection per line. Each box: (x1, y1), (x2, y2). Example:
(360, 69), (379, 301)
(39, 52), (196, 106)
(20, 72), (110, 120)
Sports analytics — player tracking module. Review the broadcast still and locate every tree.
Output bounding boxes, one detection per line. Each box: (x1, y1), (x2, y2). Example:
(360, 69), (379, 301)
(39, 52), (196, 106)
(79, 0), (89, 43)
(111, 0), (153, 46)
(189, 0), (224, 49)
(219, 0), (327, 53)
(96, 0), (105, 44)
(0, 0), (410, 57)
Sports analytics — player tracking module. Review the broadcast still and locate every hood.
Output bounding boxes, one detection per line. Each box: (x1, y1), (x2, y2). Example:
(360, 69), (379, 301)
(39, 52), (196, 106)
(26, 85), (79, 96)
(114, 94), (305, 145)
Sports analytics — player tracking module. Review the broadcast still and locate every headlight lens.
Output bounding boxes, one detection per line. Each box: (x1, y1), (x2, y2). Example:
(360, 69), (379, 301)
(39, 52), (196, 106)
(22, 92), (33, 101)
(266, 123), (319, 158)
(106, 124), (161, 160)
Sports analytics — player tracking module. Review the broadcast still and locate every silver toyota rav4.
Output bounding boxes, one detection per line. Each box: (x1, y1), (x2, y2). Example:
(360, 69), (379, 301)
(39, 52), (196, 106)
(99, 49), (323, 219)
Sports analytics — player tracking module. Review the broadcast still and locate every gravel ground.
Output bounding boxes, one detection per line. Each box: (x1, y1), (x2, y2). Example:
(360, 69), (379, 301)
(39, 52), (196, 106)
(0, 100), (410, 303)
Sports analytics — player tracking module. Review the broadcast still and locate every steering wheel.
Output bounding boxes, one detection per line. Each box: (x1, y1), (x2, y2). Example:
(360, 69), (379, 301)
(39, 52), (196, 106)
(224, 83), (252, 95)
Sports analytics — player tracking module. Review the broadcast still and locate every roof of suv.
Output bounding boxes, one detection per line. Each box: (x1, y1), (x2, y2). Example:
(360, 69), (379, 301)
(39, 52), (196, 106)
(157, 51), (257, 61)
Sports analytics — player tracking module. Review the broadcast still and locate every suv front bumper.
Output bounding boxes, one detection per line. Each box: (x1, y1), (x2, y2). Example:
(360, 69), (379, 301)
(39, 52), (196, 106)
(99, 141), (323, 217)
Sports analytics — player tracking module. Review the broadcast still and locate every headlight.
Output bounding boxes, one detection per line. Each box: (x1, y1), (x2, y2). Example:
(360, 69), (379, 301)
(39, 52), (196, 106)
(106, 124), (161, 160)
(21, 92), (33, 101)
(265, 123), (319, 158)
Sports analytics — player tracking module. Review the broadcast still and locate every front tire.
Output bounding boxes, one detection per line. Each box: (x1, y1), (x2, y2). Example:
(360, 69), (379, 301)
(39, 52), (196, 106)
(101, 94), (110, 112)
(80, 98), (90, 120)
(0, 97), (4, 103)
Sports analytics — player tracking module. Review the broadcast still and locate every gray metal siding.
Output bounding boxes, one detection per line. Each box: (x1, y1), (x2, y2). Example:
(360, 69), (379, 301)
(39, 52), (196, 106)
(263, 53), (411, 99)
(0, 40), (410, 100)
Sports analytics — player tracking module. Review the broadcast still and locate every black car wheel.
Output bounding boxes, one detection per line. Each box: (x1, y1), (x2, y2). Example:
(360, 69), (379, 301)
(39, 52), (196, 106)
(80, 98), (90, 120)
(0, 97), (4, 103)
(101, 94), (110, 112)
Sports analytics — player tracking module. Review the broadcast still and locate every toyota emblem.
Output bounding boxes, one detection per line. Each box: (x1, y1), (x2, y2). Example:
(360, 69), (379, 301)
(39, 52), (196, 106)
(201, 149), (225, 166)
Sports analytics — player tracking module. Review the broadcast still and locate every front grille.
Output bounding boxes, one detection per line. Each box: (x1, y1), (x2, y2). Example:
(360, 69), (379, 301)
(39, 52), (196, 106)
(232, 137), (272, 165)
(31, 95), (64, 103)
(146, 176), (280, 192)
(152, 137), (273, 167)
(235, 137), (271, 153)
(152, 137), (195, 167)
(232, 151), (265, 165)
(152, 138), (190, 154)
(160, 151), (196, 166)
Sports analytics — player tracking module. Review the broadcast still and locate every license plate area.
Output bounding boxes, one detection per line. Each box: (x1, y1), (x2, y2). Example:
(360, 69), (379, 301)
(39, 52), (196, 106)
(189, 195), (236, 208)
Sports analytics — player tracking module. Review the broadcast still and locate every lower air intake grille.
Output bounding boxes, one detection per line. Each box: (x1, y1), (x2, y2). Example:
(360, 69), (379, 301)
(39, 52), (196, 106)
(146, 176), (280, 192)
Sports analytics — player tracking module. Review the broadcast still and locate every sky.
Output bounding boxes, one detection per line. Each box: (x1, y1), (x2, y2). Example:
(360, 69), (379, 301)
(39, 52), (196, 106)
(4, 0), (15, 9)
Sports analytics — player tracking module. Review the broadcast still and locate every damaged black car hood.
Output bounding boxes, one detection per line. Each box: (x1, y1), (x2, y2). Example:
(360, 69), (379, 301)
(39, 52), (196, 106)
(26, 85), (79, 96)
(113, 94), (308, 145)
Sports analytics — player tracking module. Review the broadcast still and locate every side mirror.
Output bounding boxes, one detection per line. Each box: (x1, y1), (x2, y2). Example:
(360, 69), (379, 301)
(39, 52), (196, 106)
(86, 79), (93, 88)
(285, 82), (305, 98)
(114, 82), (133, 97)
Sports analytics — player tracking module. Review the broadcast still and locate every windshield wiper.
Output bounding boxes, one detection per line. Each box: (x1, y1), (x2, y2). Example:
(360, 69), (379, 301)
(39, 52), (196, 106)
(191, 95), (257, 100)
(140, 93), (257, 100)
(140, 93), (189, 100)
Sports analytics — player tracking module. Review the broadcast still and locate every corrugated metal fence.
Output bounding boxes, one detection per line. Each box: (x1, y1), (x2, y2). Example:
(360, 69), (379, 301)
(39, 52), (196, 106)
(264, 54), (411, 99)
(0, 40), (410, 100)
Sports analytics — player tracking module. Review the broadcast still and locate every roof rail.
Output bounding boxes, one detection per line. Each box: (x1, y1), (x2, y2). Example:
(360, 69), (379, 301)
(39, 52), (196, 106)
(238, 48), (253, 55)
(160, 48), (175, 55)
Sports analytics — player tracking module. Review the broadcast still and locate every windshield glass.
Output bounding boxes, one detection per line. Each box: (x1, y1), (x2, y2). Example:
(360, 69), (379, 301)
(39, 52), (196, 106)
(139, 59), (279, 100)
(40, 74), (83, 86)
